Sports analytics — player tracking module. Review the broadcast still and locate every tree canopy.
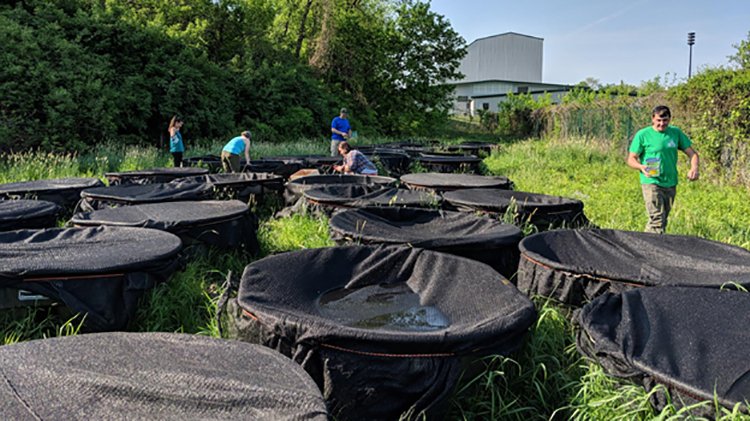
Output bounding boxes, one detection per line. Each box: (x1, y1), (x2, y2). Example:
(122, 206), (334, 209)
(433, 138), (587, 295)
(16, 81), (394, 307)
(0, 0), (466, 151)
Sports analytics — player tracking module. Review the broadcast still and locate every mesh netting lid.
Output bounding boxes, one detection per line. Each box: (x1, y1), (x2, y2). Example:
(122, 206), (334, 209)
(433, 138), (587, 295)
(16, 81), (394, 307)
(0, 200), (61, 230)
(182, 154), (221, 164)
(206, 172), (282, 186)
(447, 141), (496, 152)
(0, 177), (104, 195)
(329, 207), (522, 249)
(306, 156), (342, 165)
(71, 200), (250, 230)
(105, 167), (209, 178)
(355, 146), (407, 155)
(262, 155), (313, 163)
(81, 181), (213, 204)
(401, 173), (513, 191)
(0, 226), (182, 280)
(577, 287), (750, 413)
(181, 172), (283, 187)
(289, 174), (396, 187)
(304, 186), (440, 208)
(261, 155), (330, 166)
(444, 188), (584, 213)
(0, 332), (328, 420)
(286, 174), (397, 204)
(417, 154), (481, 163)
(237, 245), (536, 354)
(520, 229), (750, 287)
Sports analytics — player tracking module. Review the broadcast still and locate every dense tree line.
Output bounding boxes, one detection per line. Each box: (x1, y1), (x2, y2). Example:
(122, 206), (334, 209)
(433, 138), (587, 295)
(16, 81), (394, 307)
(0, 0), (466, 151)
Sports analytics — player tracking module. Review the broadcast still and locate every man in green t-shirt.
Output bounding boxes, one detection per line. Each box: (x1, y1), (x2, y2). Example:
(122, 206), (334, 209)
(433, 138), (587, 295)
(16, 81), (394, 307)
(627, 105), (700, 233)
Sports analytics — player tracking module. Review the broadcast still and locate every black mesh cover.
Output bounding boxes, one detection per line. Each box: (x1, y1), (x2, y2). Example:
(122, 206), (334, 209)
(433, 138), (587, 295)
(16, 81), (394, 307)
(105, 167), (209, 185)
(305, 156), (343, 173)
(443, 188), (589, 229)
(181, 155), (223, 173)
(261, 155), (314, 165)
(360, 150), (411, 176)
(329, 207), (523, 278)
(0, 332), (328, 420)
(0, 226), (182, 331)
(71, 200), (259, 252)
(261, 155), (343, 172)
(577, 287), (750, 416)
(284, 174), (397, 205)
(303, 186), (440, 212)
(517, 229), (750, 306)
(225, 245), (536, 420)
(78, 181), (213, 211)
(244, 159), (303, 179)
(0, 177), (104, 213)
(416, 154), (482, 174)
(0, 200), (62, 231)
(401, 173), (514, 192)
(181, 172), (284, 202)
(446, 142), (495, 155)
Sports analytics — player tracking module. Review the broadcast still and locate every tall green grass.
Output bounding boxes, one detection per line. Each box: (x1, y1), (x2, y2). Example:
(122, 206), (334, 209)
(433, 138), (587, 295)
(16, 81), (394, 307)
(1, 139), (749, 420)
(484, 137), (750, 248)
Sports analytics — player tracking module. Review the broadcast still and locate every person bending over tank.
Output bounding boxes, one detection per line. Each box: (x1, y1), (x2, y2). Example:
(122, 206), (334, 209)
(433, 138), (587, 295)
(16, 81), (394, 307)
(333, 142), (378, 175)
(221, 131), (252, 173)
(626, 105), (699, 234)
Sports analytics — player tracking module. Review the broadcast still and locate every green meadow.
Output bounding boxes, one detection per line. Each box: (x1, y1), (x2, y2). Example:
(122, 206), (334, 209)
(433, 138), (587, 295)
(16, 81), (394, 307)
(1, 136), (749, 420)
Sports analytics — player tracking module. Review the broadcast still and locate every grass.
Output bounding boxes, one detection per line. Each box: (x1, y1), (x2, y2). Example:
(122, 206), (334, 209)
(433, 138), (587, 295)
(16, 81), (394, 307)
(1, 136), (749, 420)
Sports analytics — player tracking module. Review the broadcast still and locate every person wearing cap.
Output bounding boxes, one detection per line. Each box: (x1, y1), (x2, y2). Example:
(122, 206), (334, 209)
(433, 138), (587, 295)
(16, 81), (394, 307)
(627, 105), (699, 233)
(333, 141), (378, 175)
(221, 130), (252, 173)
(330, 108), (352, 157)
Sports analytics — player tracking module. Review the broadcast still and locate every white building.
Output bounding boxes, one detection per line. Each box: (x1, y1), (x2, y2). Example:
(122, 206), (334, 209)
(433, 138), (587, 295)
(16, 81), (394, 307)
(449, 32), (572, 115)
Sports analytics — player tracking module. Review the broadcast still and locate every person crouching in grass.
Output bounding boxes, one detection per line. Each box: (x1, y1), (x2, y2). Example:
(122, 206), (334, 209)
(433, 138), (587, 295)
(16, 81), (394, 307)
(333, 142), (378, 175)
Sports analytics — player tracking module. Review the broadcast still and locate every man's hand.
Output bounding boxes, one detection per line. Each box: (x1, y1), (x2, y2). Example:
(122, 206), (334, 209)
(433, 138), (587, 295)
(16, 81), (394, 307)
(639, 164), (651, 177)
(687, 168), (699, 181)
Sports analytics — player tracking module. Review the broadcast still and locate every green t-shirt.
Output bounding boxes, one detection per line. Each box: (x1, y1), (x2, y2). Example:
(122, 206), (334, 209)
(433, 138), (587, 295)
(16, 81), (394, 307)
(628, 125), (692, 188)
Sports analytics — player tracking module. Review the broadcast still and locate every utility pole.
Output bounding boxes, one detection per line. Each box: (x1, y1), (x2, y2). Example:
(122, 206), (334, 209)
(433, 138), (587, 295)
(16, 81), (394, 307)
(687, 32), (696, 79)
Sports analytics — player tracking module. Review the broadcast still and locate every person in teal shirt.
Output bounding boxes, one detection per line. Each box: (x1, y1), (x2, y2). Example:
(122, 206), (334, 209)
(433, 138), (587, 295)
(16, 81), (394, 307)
(221, 131), (252, 173)
(168, 115), (185, 167)
(627, 105), (699, 233)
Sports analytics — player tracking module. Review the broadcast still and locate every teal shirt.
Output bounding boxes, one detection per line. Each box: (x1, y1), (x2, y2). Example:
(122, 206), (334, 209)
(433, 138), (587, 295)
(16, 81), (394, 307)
(169, 131), (184, 153)
(223, 136), (246, 155)
(629, 125), (692, 188)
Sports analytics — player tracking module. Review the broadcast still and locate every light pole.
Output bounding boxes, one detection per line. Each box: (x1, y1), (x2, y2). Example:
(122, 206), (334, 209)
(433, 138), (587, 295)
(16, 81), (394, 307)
(687, 32), (696, 79)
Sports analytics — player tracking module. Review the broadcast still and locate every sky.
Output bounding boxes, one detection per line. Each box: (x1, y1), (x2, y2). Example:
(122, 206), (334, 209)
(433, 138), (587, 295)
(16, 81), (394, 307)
(428, 0), (750, 86)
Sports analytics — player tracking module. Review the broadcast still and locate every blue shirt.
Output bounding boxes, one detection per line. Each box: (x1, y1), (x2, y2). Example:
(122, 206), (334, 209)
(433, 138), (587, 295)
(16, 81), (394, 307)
(169, 131), (184, 153)
(331, 117), (351, 141)
(223, 136), (246, 155)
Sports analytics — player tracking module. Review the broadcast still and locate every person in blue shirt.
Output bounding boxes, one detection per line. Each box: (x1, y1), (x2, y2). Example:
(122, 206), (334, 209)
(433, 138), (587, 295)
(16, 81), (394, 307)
(221, 131), (252, 173)
(168, 115), (185, 167)
(330, 108), (352, 157)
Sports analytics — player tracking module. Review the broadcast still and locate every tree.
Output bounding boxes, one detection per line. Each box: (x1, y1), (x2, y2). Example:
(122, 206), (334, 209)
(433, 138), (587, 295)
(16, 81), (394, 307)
(728, 31), (750, 70)
(581, 77), (601, 90)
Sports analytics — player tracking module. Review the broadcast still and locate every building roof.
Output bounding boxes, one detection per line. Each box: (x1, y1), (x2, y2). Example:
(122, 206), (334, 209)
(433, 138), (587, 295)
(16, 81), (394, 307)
(468, 32), (544, 47)
(450, 79), (571, 89)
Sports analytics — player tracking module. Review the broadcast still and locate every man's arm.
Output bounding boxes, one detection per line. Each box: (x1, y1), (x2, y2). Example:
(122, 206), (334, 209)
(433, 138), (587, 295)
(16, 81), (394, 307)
(626, 152), (649, 177)
(683, 147), (699, 181)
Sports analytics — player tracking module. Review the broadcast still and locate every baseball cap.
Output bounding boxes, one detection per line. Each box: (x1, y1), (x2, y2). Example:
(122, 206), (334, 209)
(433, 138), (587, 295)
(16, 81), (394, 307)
(340, 108), (349, 115)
